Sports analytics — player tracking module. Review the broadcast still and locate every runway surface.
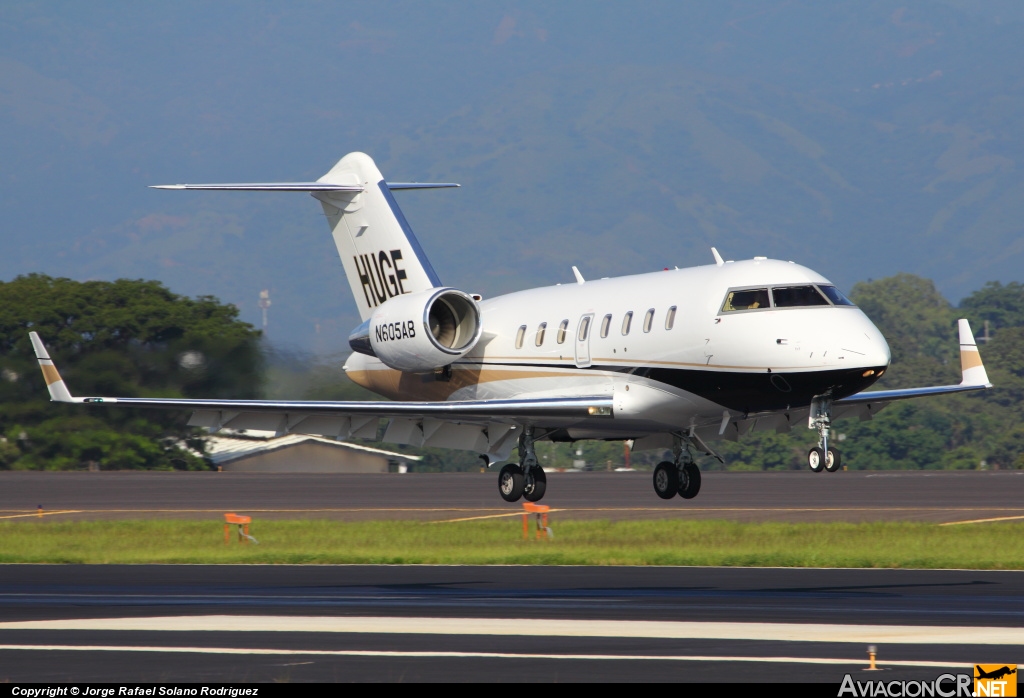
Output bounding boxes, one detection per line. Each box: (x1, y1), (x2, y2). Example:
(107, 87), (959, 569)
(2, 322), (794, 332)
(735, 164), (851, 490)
(2, 472), (1021, 682)
(2, 470), (1023, 523)
(1, 565), (1021, 682)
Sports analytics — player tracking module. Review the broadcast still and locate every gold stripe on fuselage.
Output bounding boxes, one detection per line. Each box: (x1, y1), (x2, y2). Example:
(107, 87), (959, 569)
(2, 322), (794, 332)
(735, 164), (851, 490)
(347, 365), (583, 401)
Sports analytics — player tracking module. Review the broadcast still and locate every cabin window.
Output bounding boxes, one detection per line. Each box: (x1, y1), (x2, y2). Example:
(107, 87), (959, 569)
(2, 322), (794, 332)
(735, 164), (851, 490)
(722, 288), (770, 312)
(665, 306), (677, 330)
(772, 285), (829, 308)
(643, 308), (655, 333)
(600, 314), (612, 338)
(818, 285), (856, 306)
(556, 319), (569, 344)
(515, 325), (526, 349)
(621, 311), (633, 335)
(577, 316), (592, 341)
(535, 322), (547, 346)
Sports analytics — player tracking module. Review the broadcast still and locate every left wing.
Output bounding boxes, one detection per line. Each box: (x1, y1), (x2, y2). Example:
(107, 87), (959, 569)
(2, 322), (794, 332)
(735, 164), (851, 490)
(28, 332), (611, 461)
(834, 319), (991, 416)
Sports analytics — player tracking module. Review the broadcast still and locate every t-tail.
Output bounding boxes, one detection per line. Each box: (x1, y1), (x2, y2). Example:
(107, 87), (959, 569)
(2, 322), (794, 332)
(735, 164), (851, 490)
(152, 152), (458, 320)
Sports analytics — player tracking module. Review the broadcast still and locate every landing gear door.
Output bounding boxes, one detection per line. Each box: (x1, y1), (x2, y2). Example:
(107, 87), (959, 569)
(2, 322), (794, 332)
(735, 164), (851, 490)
(575, 313), (594, 368)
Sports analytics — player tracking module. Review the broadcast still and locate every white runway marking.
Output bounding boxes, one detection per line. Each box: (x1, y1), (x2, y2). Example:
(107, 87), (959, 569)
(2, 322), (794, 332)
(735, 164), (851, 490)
(0, 644), (965, 667)
(2, 615), (1021, 645)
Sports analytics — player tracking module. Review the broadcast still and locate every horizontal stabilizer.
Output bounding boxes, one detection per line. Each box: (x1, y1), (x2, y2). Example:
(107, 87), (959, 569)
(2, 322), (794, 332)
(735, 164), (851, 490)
(384, 182), (460, 190)
(151, 182), (459, 192)
(150, 182), (363, 192)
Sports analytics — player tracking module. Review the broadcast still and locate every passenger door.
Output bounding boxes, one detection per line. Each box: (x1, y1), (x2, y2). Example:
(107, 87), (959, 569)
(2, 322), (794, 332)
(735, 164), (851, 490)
(575, 313), (594, 368)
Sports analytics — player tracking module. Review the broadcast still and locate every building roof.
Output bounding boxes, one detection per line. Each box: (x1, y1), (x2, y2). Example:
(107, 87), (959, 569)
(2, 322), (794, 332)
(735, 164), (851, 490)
(203, 430), (422, 466)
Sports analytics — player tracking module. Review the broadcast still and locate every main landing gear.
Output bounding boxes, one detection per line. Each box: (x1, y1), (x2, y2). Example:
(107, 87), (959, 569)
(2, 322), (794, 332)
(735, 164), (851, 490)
(652, 435), (702, 500)
(498, 427), (547, 503)
(807, 395), (842, 473)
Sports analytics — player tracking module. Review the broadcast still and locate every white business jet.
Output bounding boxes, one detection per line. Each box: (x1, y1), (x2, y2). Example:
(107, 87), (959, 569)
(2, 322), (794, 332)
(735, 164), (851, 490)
(30, 152), (992, 503)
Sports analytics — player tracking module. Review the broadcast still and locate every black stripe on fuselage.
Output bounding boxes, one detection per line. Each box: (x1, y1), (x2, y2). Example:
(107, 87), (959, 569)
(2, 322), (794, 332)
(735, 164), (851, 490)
(457, 361), (885, 413)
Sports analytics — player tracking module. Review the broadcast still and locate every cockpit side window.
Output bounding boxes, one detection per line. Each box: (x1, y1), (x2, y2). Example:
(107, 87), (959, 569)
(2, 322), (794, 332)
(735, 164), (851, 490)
(722, 288), (770, 312)
(818, 285), (856, 306)
(772, 285), (829, 308)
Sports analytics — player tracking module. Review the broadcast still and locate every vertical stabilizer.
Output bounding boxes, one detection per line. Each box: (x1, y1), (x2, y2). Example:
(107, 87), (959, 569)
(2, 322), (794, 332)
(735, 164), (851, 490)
(314, 153), (442, 320)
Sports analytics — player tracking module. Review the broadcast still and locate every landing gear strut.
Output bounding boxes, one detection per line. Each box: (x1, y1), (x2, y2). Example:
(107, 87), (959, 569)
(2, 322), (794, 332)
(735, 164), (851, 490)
(652, 435), (702, 500)
(498, 427), (547, 502)
(808, 395), (842, 473)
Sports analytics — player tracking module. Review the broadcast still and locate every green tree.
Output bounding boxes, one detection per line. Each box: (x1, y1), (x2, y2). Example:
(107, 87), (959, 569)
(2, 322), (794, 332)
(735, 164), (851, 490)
(960, 281), (1024, 337)
(0, 274), (263, 470)
(849, 274), (959, 388)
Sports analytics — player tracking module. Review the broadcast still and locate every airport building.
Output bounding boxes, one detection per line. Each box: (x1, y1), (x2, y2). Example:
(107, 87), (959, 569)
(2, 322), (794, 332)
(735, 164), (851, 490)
(205, 431), (421, 473)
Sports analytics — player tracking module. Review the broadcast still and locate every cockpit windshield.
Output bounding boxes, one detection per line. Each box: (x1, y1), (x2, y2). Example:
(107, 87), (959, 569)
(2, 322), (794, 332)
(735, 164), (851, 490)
(772, 285), (829, 307)
(818, 285), (856, 306)
(720, 284), (857, 313)
(722, 288), (770, 312)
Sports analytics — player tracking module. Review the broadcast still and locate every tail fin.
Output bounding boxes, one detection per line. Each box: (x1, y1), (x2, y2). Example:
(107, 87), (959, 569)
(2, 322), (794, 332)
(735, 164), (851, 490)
(152, 152), (457, 321)
(313, 153), (447, 320)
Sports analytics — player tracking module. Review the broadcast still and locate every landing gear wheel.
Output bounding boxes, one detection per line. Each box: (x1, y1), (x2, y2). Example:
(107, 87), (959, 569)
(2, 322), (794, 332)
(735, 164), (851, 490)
(808, 447), (825, 473)
(825, 447), (841, 472)
(653, 461), (679, 499)
(523, 467), (547, 502)
(678, 463), (702, 499)
(498, 463), (525, 502)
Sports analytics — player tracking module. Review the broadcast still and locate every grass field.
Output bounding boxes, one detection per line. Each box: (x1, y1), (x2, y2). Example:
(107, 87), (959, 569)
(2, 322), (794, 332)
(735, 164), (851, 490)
(1, 519), (1022, 568)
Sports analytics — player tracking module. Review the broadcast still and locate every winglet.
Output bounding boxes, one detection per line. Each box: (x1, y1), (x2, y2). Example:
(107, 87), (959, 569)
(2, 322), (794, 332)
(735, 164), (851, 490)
(572, 266), (585, 284)
(958, 319), (991, 388)
(28, 332), (75, 402)
(711, 247), (725, 266)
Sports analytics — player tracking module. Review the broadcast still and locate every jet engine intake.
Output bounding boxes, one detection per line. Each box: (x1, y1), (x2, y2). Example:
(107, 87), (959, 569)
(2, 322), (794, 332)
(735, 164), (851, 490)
(351, 288), (482, 372)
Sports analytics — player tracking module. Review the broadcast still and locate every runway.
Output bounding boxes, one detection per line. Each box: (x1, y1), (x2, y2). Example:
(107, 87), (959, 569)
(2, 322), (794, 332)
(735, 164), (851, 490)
(2, 470), (1023, 523)
(1, 565), (1021, 682)
(2, 472), (1022, 682)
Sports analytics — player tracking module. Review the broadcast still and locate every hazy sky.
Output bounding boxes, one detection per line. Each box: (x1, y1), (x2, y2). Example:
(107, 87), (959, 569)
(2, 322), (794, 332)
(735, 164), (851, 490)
(3, 2), (1023, 351)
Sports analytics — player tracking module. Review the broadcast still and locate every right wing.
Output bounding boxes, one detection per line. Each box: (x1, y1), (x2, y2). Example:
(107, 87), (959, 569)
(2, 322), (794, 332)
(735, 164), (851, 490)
(29, 332), (611, 461)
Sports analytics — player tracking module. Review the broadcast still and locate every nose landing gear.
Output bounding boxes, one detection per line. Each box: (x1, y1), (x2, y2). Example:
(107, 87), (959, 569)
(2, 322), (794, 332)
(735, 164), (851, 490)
(808, 396), (843, 473)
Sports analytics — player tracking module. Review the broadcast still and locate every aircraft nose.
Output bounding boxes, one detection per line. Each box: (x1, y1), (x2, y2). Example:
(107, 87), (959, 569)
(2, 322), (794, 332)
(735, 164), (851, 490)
(849, 321), (891, 369)
(834, 313), (890, 369)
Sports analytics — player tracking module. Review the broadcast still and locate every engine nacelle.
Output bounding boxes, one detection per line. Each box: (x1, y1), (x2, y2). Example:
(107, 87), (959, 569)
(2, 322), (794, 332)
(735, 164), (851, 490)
(348, 288), (482, 372)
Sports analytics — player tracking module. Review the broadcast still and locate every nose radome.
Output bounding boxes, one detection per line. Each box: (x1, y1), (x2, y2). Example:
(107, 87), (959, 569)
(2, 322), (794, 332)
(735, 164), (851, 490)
(851, 324), (891, 368)
(834, 315), (890, 368)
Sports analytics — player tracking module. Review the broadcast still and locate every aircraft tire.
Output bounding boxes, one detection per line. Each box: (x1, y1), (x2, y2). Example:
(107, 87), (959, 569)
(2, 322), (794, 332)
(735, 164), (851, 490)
(808, 447), (825, 473)
(679, 463), (702, 499)
(523, 467), (547, 502)
(653, 461), (678, 499)
(498, 463), (526, 502)
(825, 447), (842, 472)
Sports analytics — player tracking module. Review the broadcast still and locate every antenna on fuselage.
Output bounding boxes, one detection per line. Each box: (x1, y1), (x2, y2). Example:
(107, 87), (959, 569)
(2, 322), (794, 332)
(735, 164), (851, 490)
(572, 266), (586, 284)
(711, 248), (725, 267)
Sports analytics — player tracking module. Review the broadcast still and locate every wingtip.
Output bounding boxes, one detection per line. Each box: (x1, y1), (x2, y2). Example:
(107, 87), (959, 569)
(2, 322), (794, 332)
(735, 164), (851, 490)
(957, 318), (991, 388)
(28, 331), (74, 402)
(150, 184), (185, 190)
